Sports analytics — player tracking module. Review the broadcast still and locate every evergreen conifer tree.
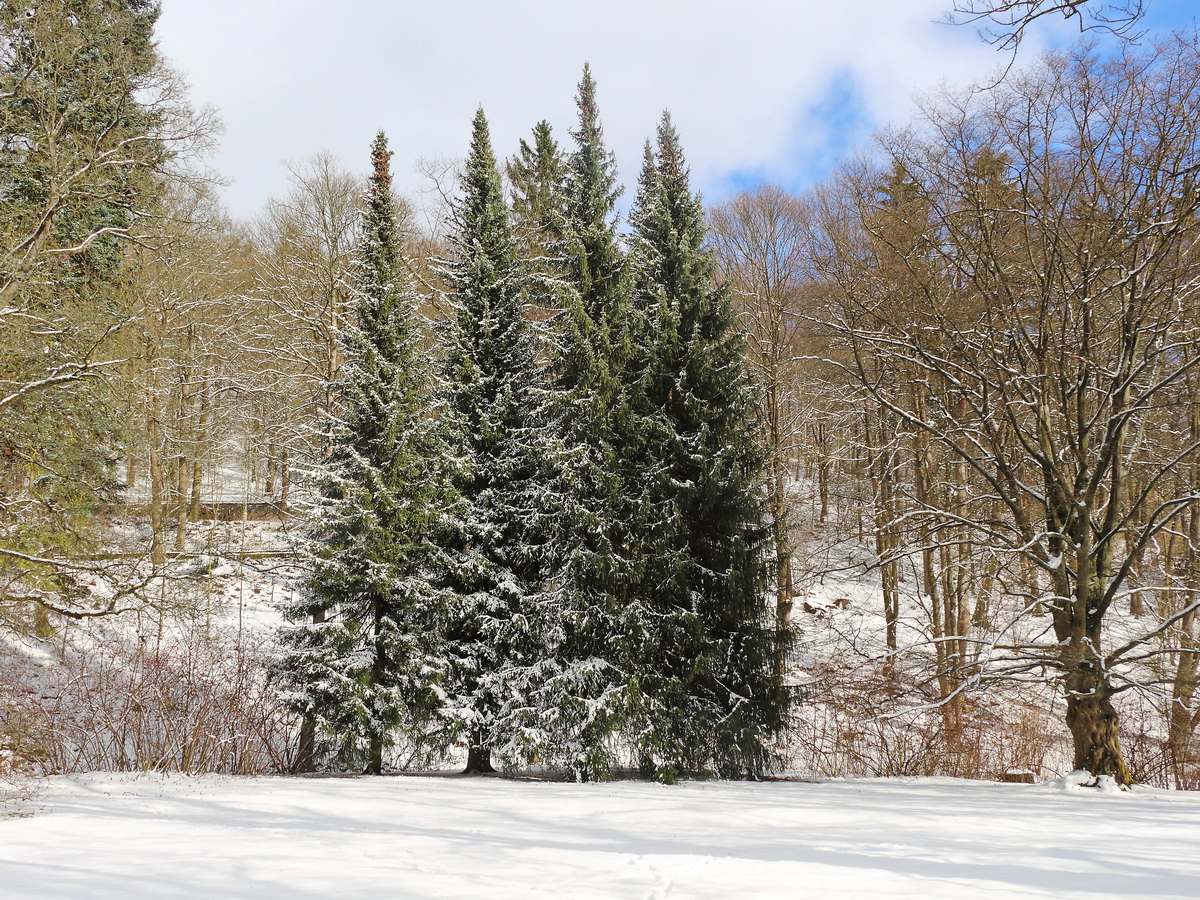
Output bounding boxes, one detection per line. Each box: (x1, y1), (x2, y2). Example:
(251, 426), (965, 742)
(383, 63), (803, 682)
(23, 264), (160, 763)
(507, 120), (567, 277)
(506, 120), (568, 333)
(438, 109), (547, 774)
(278, 132), (449, 775)
(624, 114), (785, 780)
(555, 64), (629, 392)
(533, 64), (643, 780)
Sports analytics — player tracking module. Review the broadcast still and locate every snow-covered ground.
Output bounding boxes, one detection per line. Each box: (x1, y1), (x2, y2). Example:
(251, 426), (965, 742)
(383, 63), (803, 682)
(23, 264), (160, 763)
(3, 773), (1198, 899)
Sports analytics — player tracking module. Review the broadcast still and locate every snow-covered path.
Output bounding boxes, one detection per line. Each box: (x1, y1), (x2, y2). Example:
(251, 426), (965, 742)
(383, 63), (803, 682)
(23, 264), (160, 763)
(3, 773), (1197, 899)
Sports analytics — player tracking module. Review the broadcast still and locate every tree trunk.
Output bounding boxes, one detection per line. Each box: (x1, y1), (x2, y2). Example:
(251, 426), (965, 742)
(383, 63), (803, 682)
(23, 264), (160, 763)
(1053, 555), (1131, 784)
(1168, 607), (1198, 785)
(279, 448), (291, 511)
(1167, 506), (1200, 786)
(814, 421), (830, 524)
(764, 365), (795, 685)
(174, 452), (189, 552)
(773, 467), (794, 685)
(293, 603), (327, 775)
(1064, 659), (1131, 785)
(188, 373), (209, 522)
(366, 736), (384, 776)
(874, 441), (900, 684)
(147, 411), (167, 568)
(188, 458), (203, 522)
(464, 739), (496, 774)
(293, 721), (317, 774)
(265, 444), (276, 496)
(1038, 469), (1133, 785)
(862, 409), (900, 683)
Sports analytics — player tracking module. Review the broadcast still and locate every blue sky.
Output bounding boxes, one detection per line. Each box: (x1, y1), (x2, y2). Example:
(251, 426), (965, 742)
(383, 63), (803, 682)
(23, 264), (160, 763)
(154, 1), (1200, 221)
(720, 68), (869, 199)
(1103, 0), (1196, 36)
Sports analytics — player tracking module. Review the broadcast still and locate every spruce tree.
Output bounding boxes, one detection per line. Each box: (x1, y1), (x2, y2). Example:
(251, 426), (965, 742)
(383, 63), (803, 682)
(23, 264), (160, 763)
(555, 63), (628, 391)
(625, 113), (785, 780)
(438, 108), (546, 774)
(533, 64), (642, 780)
(506, 121), (568, 336)
(278, 132), (448, 775)
(507, 120), (567, 280)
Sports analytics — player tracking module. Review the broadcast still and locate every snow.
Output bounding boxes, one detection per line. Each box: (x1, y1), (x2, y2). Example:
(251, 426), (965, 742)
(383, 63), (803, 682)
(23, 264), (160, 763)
(4, 774), (1199, 899)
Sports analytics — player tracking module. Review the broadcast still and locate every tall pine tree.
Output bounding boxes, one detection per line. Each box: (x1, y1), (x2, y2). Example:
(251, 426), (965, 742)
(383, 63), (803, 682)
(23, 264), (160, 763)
(507, 120), (568, 340)
(438, 109), (547, 774)
(278, 132), (449, 775)
(532, 64), (645, 780)
(507, 119), (567, 283)
(624, 113), (785, 780)
(555, 64), (628, 392)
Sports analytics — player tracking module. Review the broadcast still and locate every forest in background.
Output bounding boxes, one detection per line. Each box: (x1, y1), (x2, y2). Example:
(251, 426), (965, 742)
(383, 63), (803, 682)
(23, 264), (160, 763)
(3, 0), (1199, 790)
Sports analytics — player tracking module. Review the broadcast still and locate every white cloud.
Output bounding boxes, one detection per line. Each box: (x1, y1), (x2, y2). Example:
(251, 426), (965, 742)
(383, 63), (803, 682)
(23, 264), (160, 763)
(155, 0), (1060, 218)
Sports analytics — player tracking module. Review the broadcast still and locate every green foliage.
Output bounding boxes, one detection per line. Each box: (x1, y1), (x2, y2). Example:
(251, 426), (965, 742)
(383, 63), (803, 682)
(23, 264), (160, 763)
(508, 120), (569, 330)
(277, 133), (452, 774)
(508, 119), (567, 266)
(0, 0), (165, 296)
(625, 114), (784, 779)
(554, 63), (629, 395)
(521, 74), (780, 782)
(0, 0), (171, 629)
(529, 65), (641, 779)
(437, 109), (548, 769)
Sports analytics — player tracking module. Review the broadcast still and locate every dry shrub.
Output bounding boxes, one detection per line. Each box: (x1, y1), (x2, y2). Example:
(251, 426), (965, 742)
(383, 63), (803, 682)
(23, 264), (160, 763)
(6, 621), (296, 775)
(782, 659), (1070, 780)
(1167, 732), (1200, 791)
(1, 664), (48, 805)
(967, 698), (1064, 781)
(1119, 697), (1200, 790)
(1121, 703), (1172, 788)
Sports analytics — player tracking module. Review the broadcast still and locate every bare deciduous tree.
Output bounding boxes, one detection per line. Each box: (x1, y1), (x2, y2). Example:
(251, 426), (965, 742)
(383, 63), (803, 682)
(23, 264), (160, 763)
(815, 37), (1200, 783)
(949, 0), (1147, 50)
(710, 186), (816, 678)
(249, 152), (362, 486)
